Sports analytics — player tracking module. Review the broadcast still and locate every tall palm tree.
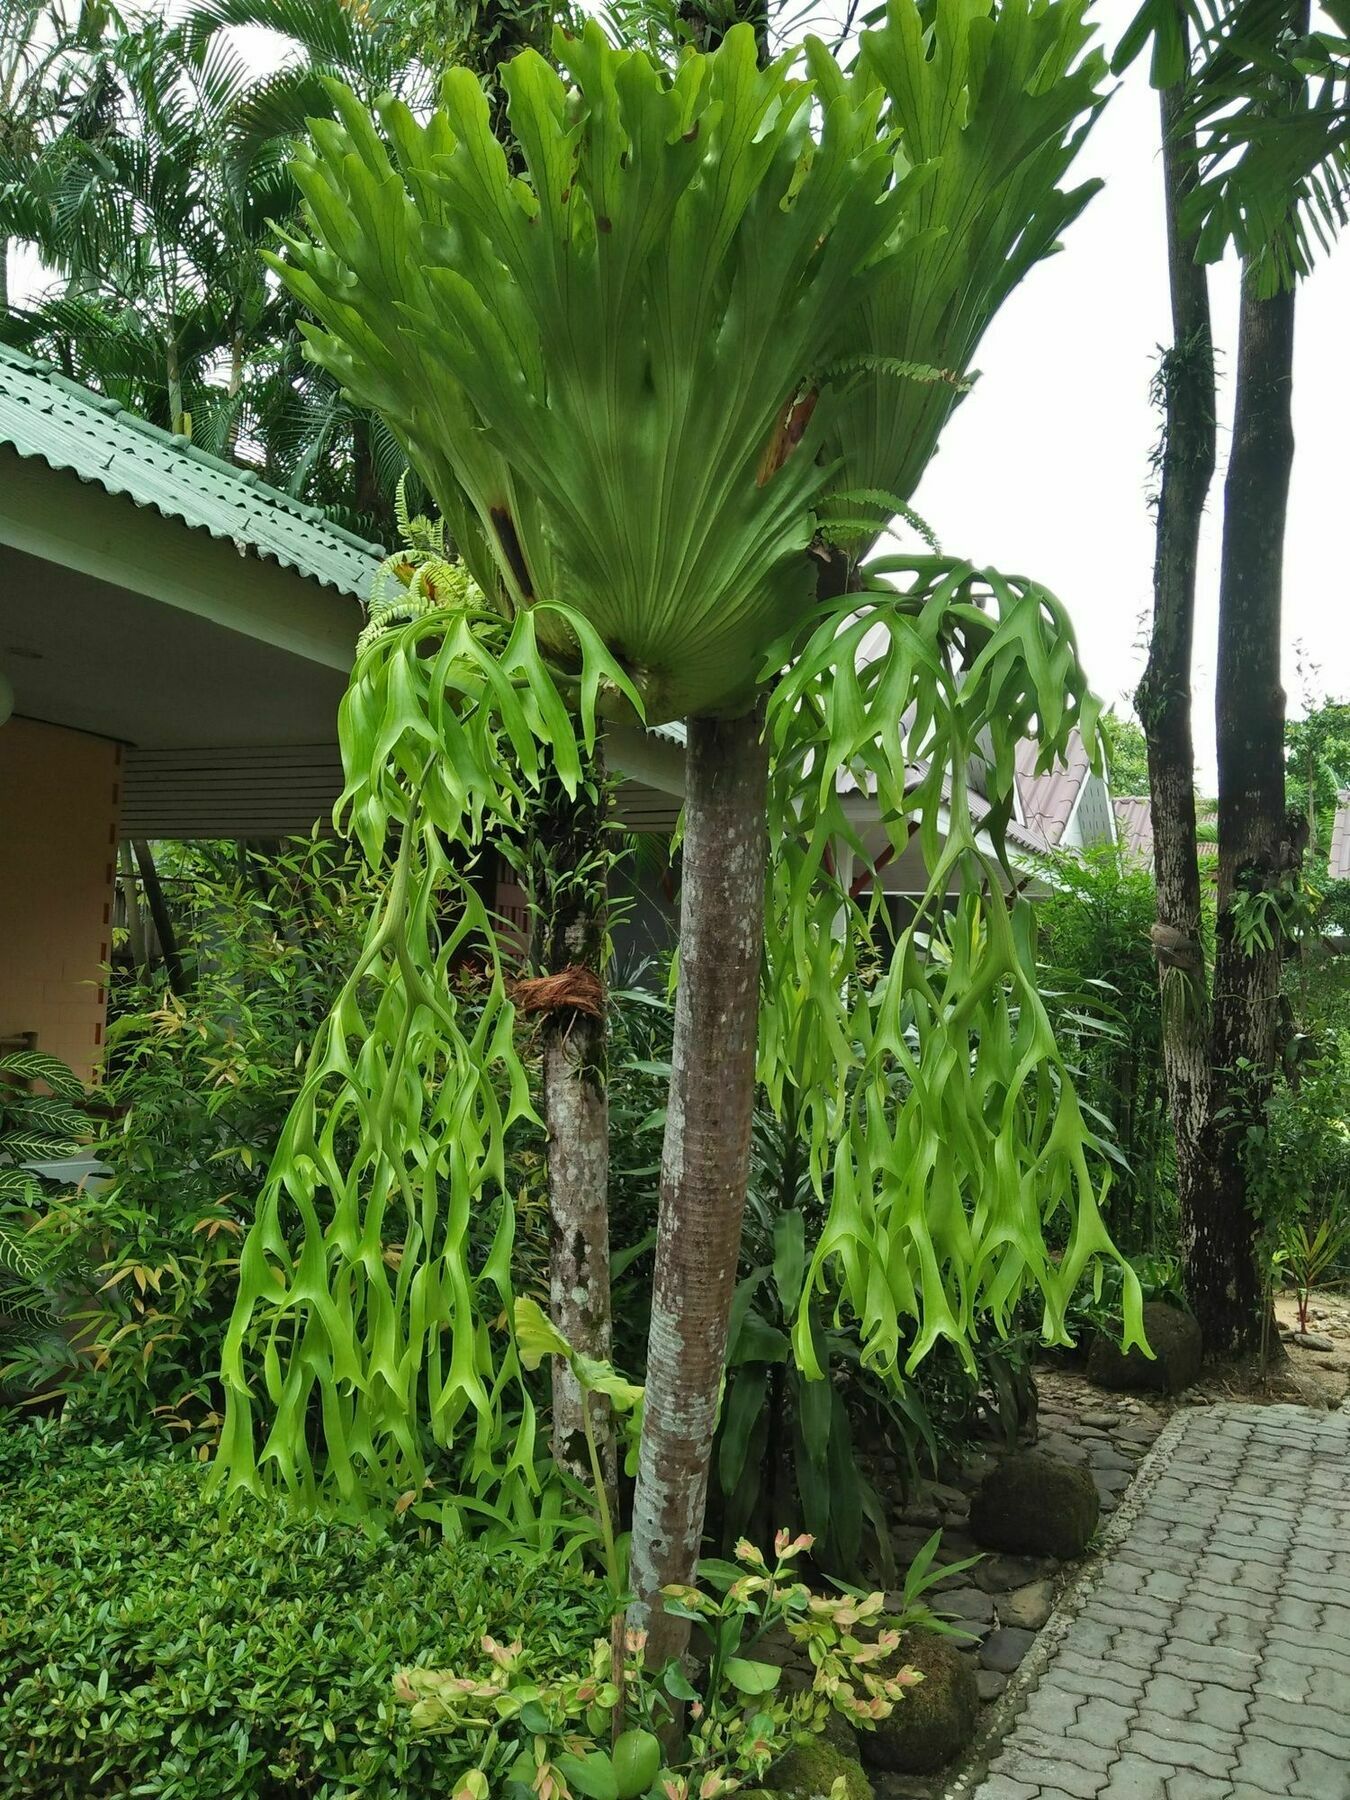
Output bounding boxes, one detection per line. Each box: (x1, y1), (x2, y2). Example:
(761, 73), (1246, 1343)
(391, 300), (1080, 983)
(0, 0), (114, 310)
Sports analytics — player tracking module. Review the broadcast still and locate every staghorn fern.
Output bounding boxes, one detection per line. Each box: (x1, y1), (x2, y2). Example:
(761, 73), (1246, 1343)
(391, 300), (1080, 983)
(215, 1), (1139, 1522)
(357, 476), (486, 652)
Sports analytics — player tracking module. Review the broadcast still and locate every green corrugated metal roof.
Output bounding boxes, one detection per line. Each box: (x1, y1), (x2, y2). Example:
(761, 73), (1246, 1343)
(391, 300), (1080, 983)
(0, 342), (383, 600)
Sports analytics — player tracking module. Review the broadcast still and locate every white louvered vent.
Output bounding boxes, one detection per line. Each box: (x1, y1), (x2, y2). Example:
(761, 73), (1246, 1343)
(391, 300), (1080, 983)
(121, 746), (343, 839)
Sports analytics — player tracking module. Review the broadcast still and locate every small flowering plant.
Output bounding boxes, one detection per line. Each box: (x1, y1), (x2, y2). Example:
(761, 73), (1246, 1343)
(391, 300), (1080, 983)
(657, 1529), (922, 1795)
(395, 1532), (922, 1800)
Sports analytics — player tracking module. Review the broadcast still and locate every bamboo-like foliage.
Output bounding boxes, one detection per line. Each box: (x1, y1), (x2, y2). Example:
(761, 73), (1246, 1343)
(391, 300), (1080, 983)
(218, 0), (1139, 1514)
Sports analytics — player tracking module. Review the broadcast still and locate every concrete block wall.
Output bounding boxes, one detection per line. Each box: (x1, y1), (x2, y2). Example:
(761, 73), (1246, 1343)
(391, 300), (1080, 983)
(0, 717), (120, 1085)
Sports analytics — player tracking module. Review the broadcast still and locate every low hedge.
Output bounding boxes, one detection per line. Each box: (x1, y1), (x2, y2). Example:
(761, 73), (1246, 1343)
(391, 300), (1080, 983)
(0, 1423), (606, 1798)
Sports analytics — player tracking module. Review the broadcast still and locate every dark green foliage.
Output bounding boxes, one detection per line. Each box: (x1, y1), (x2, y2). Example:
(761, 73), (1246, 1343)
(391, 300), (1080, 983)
(860, 1636), (978, 1776)
(1038, 848), (1176, 1254)
(1247, 1022), (1350, 1288)
(1100, 707), (1151, 796)
(11, 838), (371, 1442)
(1286, 695), (1350, 866)
(0, 1047), (87, 1386)
(0, 1423), (607, 1800)
(715, 1098), (902, 1580)
(967, 1450), (1099, 1562)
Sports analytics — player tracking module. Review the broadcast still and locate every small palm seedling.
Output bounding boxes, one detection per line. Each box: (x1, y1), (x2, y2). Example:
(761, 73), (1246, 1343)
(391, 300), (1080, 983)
(1273, 1216), (1350, 1335)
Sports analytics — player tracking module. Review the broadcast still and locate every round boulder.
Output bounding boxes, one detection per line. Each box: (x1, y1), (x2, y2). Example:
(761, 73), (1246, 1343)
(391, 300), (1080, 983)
(859, 1633), (979, 1777)
(770, 1737), (873, 1800)
(1087, 1300), (1203, 1395)
(968, 1450), (1099, 1560)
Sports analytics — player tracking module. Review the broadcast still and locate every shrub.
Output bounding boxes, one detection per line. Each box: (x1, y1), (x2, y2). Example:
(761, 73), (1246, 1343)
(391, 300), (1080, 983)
(1036, 847), (1175, 1254)
(17, 837), (372, 1444)
(0, 1423), (606, 1799)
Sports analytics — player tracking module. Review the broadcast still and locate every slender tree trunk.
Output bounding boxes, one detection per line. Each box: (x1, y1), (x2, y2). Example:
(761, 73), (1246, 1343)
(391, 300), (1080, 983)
(1203, 274), (1297, 1355)
(132, 839), (188, 998)
(118, 841), (149, 974)
(1136, 72), (1219, 1344)
(165, 336), (185, 438)
(0, 238), (9, 316)
(629, 709), (768, 1662)
(529, 759), (617, 1515)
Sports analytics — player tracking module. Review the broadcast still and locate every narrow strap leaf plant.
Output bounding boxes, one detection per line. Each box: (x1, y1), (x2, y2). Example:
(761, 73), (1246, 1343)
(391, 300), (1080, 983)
(216, 0), (1145, 1662)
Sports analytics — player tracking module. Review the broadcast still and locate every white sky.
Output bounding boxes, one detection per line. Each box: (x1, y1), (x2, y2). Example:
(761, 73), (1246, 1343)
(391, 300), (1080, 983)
(14, 17), (1347, 784)
(908, 61), (1349, 783)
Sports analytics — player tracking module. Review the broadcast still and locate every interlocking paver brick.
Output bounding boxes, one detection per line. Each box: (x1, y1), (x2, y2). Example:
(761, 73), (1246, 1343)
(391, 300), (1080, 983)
(1230, 1735), (1298, 1795)
(1094, 1750), (1177, 1799)
(971, 1405), (1350, 1800)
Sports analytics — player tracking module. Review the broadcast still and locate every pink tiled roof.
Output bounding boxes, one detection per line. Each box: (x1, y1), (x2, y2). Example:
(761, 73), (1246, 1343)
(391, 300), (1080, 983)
(1113, 796), (1153, 869)
(1015, 727), (1092, 845)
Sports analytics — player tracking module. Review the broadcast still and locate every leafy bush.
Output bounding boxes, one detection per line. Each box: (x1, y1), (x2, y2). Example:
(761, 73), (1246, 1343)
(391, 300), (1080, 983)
(1037, 848), (1176, 1254)
(0, 1047), (90, 1387)
(1248, 1025), (1350, 1294)
(14, 837), (372, 1442)
(0, 1422), (606, 1800)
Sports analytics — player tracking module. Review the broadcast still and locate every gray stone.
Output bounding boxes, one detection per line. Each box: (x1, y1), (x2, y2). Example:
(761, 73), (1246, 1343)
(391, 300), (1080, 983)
(1033, 1431), (1090, 1466)
(939, 1585), (994, 1624)
(973, 1553), (1057, 1593)
(928, 1481), (969, 1512)
(1291, 1330), (1335, 1351)
(976, 1669), (1007, 1703)
(979, 1628), (1037, 1673)
(896, 1499), (942, 1527)
(1081, 1409), (1119, 1428)
(996, 1580), (1054, 1631)
(1115, 1422), (1163, 1445)
(1089, 1441), (1139, 1472)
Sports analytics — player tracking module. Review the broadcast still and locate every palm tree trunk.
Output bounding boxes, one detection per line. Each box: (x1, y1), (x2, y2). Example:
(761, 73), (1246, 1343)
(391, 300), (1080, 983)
(1136, 72), (1218, 1345)
(1203, 273), (1297, 1355)
(629, 709), (768, 1662)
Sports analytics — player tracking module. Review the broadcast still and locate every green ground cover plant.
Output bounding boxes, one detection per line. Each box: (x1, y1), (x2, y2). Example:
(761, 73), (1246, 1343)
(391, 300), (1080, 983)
(0, 1421), (608, 1800)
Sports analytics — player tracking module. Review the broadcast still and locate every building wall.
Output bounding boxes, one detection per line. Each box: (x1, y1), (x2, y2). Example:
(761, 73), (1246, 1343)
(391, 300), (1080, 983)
(0, 718), (120, 1084)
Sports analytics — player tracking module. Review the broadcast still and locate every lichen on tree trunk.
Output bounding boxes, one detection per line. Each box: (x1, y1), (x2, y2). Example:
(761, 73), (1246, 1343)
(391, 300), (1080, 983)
(1204, 273), (1297, 1357)
(526, 756), (618, 1511)
(628, 708), (769, 1663)
(1137, 71), (1219, 1355)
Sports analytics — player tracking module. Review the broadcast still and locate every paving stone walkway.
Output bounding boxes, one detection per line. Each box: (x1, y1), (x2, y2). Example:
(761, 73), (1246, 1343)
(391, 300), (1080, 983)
(971, 1404), (1350, 1800)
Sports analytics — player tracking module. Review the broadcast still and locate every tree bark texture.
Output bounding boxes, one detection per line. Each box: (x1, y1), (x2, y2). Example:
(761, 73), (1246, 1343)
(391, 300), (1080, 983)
(628, 709), (769, 1661)
(1203, 274), (1297, 1355)
(131, 839), (188, 997)
(1136, 75), (1220, 1346)
(529, 760), (617, 1514)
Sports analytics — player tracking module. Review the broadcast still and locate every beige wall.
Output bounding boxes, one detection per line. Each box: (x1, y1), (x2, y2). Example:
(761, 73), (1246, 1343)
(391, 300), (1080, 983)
(0, 719), (120, 1085)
